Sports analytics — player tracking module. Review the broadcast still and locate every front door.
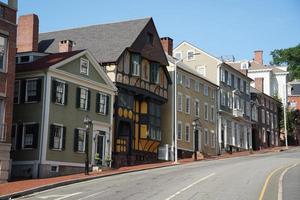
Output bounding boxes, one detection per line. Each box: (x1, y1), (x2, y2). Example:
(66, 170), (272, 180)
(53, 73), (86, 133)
(195, 130), (200, 152)
(95, 134), (105, 165)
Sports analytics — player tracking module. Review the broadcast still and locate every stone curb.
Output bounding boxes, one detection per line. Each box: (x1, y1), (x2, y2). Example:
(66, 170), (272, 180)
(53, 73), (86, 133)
(0, 163), (176, 200)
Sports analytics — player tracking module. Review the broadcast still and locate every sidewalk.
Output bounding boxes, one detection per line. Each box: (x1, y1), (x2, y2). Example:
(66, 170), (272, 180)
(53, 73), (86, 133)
(0, 146), (292, 199)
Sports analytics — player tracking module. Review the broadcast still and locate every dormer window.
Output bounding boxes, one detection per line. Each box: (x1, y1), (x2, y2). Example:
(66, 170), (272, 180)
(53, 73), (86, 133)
(80, 58), (89, 75)
(187, 50), (195, 61)
(131, 54), (141, 76)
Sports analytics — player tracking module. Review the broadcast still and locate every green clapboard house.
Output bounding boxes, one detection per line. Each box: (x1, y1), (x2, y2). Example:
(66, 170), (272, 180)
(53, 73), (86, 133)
(11, 49), (117, 178)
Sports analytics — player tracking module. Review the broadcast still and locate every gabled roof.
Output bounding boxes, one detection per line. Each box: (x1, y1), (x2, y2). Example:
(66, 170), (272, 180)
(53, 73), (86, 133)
(16, 50), (84, 73)
(38, 18), (152, 63)
(231, 60), (289, 74)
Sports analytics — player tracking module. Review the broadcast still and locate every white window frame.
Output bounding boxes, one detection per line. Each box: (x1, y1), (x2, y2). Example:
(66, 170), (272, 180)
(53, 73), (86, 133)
(185, 76), (190, 88)
(177, 72), (183, 85)
(185, 96), (190, 114)
(25, 78), (39, 103)
(187, 50), (195, 61)
(177, 121), (182, 140)
(194, 80), (200, 92)
(22, 122), (37, 149)
(14, 80), (21, 104)
(174, 52), (182, 60)
(210, 105), (215, 122)
(204, 129), (209, 145)
(177, 93), (182, 112)
(77, 128), (86, 153)
(0, 35), (8, 73)
(196, 65), (206, 76)
(97, 92), (108, 115)
(55, 80), (66, 105)
(52, 123), (64, 150)
(80, 58), (89, 76)
(195, 99), (200, 117)
(132, 57), (140, 76)
(204, 85), (209, 96)
(79, 87), (89, 110)
(211, 131), (215, 148)
(185, 123), (190, 142)
(204, 103), (209, 120)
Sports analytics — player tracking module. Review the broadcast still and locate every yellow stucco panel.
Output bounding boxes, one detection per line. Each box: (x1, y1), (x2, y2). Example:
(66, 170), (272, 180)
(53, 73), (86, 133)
(141, 101), (148, 114)
(140, 124), (148, 139)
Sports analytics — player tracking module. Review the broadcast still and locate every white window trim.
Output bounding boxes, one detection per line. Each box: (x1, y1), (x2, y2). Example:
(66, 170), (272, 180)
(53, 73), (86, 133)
(50, 165), (59, 173)
(132, 56), (140, 76)
(204, 85), (209, 96)
(185, 95), (191, 114)
(22, 122), (37, 149)
(211, 130), (215, 148)
(14, 80), (21, 104)
(79, 87), (89, 111)
(25, 78), (39, 103)
(204, 129), (209, 145)
(0, 36), (8, 73)
(210, 105), (215, 122)
(187, 50), (196, 61)
(97, 92), (108, 115)
(194, 80), (200, 92)
(177, 93), (183, 112)
(185, 77), (190, 88)
(177, 121), (182, 140)
(76, 128), (86, 153)
(174, 51), (182, 60)
(52, 123), (64, 150)
(80, 58), (89, 76)
(195, 99), (200, 117)
(54, 79), (66, 105)
(185, 123), (190, 142)
(204, 103), (209, 120)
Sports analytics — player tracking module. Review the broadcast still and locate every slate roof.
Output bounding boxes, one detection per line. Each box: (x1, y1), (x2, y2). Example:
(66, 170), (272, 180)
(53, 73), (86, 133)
(38, 18), (152, 63)
(16, 50), (84, 73)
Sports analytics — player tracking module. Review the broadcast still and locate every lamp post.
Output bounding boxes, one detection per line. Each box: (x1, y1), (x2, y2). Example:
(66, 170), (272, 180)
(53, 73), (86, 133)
(282, 84), (288, 149)
(84, 115), (93, 175)
(173, 53), (200, 164)
(192, 118), (200, 161)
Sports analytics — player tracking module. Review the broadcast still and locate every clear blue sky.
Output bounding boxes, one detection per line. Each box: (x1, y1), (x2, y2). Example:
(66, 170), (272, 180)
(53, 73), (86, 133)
(15, 0), (300, 63)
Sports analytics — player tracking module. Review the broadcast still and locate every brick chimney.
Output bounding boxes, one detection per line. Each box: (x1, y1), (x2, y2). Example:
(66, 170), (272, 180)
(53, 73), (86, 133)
(59, 40), (74, 53)
(255, 78), (264, 92)
(160, 37), (173, 56)
(17, 14), (39, 53)
(254, 50), (263, 65)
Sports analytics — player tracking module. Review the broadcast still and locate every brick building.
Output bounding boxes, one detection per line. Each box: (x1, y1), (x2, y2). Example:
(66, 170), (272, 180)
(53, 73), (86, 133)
(0, 0), (17, 183)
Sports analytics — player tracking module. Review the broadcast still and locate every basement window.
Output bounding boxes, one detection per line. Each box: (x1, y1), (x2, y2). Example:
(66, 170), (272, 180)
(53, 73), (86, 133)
(50, 165), (59, 172)
(20, 56), (30, 63)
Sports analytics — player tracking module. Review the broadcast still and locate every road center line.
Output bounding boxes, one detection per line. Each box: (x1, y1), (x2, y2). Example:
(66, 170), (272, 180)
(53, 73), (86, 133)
(278, 162), (300, 200)
(165, 173), (216, 200)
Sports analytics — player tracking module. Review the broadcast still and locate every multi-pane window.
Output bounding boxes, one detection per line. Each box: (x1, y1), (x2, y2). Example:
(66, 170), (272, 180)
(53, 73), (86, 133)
(231, 74), (235, 88)
(149, 102), (161, 141)
(53, 80), (66, 105)
(237, 78), (241, 90)
(131, 54), (141, 76)
(221, 90), (225, 106)
(262, 109), (265, 124)
(228, 72), (232, 86)
(80, 58), (89, 75)
(177, 72), (183, 85)
(0, 35), (8, 72)
(96, 93), (108, 115)
(228, 93), (233, 108)
(246, 102), (250, 117)
(185, 124), (190, 142)
(174, 52), (182, 60)
(204, 103), (209, 120)
(194, 80), (200, 92)
(185, 77), (190, 88)
(77, 88), (89, 110)
(14, 80), (21, 104)
(195, 99), (200, 117)
(266, 111), (270, 125)
(76, 129), (86, 152)
(50, 124), (65, 150)
(150, 62), (160, 84)
(225, 70), (228, 84)
(177, 93), (182, 112)
(25, 79), (41, 102)
(241, 99), (245, 114)
(204, 85), (209, 96)
(221, 68), (225, 82)
(204, 129), (209, 145)
(211, 106), (215, 122)
(23, 123), (39, 149)
(211, 132), (216, 147)
(186, 96), (190, 114)
(177, 122), (182, 140)
(187, 50), (195, 60)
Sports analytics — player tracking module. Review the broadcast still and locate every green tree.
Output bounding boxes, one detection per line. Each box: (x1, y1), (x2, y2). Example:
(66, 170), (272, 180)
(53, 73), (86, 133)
(270, 44), (300, 80)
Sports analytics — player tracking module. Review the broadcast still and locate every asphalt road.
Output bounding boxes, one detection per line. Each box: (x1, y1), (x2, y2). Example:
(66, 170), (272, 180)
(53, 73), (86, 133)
(17, 148), (300, 200)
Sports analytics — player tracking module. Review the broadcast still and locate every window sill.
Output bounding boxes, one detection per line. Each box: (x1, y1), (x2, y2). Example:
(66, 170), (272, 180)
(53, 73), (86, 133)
(96, 112), (107, 116)
(75, 151), (86, 154)
(50, 148), (63, 151)
(54, 102), (65, 106)
(22, 147), (34, 150)
(25, 101), (39, 104)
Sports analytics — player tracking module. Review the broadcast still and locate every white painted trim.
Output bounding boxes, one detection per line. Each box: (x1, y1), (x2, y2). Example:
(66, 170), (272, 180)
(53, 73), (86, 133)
(185, 95), (191, 114)
(185, 123), (190, 142)
(51, 123), (64, 150)
(12, 160), (39, 165)
(42, 160), (85, 167)
(204, 103), (209, 121)
(186, 49), (196, 61)
(25, 78), (39, 103)
(194, 99), (200, 117)
(177, 121), (182, 140)
(80, 58), (90, 76)
(22, 122), (38, 149)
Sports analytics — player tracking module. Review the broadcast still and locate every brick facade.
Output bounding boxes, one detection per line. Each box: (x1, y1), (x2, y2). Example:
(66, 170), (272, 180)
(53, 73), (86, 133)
(0, 1), (17, 183)
(288, 96), (300, 111)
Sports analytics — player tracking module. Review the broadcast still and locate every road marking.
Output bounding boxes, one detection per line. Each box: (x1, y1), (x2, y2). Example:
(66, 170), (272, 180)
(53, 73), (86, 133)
(278, 162), (300, 200)
(38, 192), (82, 200)
(77, 190), (108, 200)
(165, 173), (215, 200)
(258, 166), (285, 200)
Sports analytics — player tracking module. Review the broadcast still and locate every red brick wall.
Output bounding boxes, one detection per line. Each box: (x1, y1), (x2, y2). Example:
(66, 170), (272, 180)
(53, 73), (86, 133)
(0, 6), (17, 144)
(288, 96), (300, 111)
(255, 77), (264, 92)
(254, 50), (263, 65)
(160, 37), (173, 56)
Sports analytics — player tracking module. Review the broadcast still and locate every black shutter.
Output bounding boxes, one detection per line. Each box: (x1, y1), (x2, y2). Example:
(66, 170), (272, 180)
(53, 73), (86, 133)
(51, 80), (57, 103)
(20, 80), (26, 103)
(16, 124), (23, 149)
(62, 127), (66, 150)
(76, 88), (81, 108)
(106, 95), (110, 115)
(32, 123), (39, 148)
(49, 125), (55, 149)
(36, 79), (42, 102)
(64, 84), (68, 105)
(96, 93), (100, 113)
(87, 90), (91, 111)
(74, 129), (79, 152)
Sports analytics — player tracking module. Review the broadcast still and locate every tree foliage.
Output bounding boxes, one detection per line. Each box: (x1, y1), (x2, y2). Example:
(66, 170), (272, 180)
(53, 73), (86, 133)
(270, 44), (300, 80)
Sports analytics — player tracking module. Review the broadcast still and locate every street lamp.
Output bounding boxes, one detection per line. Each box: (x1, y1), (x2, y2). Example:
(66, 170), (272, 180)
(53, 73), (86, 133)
(83, 115), (93, 175)
(173, 52), (200, 164)
(192, 118), (201, 161)
(282, 84), (288, 149)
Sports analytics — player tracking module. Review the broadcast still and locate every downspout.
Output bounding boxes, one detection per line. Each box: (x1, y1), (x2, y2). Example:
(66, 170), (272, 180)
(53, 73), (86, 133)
(216, 63), (222, 155)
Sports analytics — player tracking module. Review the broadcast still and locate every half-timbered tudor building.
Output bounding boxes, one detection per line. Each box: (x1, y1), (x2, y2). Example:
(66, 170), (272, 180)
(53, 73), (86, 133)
(38, 18), (172, 167)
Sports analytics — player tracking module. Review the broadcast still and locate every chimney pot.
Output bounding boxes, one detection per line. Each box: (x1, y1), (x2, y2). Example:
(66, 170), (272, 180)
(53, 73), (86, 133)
(160, 37), (173, 56)
(59, 40), (74, 53)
